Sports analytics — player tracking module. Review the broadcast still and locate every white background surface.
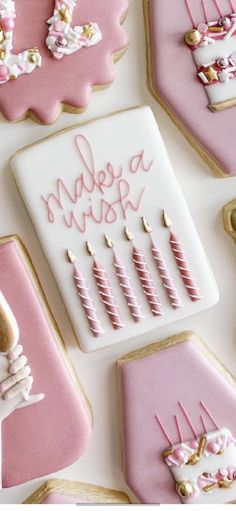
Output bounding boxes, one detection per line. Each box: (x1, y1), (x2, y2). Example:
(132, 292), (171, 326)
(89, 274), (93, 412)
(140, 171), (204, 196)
(0, 0), (236, 504)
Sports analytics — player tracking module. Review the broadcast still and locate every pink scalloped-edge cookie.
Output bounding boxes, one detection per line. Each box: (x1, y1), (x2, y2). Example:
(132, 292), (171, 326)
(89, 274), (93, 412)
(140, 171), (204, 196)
(24, 479), (131, 504)
(117, 331), (236, 503)
(0, 235), (92, 488)
(0, 0), (128, 124)
(143, 0), (236, 177)
(224, 198), (236, 243)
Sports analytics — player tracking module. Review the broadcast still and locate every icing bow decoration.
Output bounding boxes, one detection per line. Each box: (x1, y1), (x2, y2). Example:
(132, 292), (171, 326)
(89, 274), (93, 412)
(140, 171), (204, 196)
(0, 291), (44, 422)
(46, 0), (102, 60)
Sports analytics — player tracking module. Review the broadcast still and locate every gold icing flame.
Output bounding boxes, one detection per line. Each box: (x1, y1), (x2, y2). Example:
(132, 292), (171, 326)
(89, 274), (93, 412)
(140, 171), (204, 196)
(142, 217), (152, 234)
(162, 210), (172, 229)
(105, 235), (115, 249)
(86, 241), (96, 256)
(125, 227), (134, 241)
(67, 250), (76, 264)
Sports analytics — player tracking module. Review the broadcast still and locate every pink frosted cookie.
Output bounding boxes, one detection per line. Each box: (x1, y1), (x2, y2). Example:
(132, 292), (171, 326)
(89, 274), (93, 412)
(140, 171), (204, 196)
(24, 479), (131, 504)
(224, 198), (236, 243)
(0, 235), (92, 488)
(143, 0), (236, 177)
(117, 331), (236, 503)
(11, 106), (219, 352)
(0, 0), (128, 124)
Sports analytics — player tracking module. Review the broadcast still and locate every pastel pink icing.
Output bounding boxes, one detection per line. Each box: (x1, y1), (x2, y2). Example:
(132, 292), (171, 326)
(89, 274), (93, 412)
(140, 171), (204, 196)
(0, 240), (92, 487)
(0, 0), (128, 124)
(119, 336), (236, 503)
(42, 493), (92, 504)
(149, 0), (236, 176)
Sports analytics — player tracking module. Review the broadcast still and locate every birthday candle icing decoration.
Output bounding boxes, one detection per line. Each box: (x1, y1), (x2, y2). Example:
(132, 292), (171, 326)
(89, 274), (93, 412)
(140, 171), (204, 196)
(142, 217), (183, 309)
(162, 211), (202, 302)
(104, 235), (144, 323)
(86, 242), (124, 330)
(124, 227), (163, 317)
(67, 250), (104, 337)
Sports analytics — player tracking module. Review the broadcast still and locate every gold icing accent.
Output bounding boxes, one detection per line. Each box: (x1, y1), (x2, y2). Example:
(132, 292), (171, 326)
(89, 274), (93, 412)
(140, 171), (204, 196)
(187, 435), (206, 465)
(0, 305), (16, 353)
(86, 241), (95, 257)
(162, 210), (172, 229)
(0, 30), (4, 44)
(59, 7), (71, 23)
(218, 480), (232, 489)
(82, 24), (95, 40)
(9, 75), (17, 80)
(163, 448), (173, 458)
(105, 235), (115, 249)
(67, 250), (76, 264)
(223, 199), (236, 244)
(208, 26), (224, 32)
(203, 483), (218, 493)
(124, 227), (134, 241)
(142, 217), (152, 233)
(204, 66), (218, 82)
(0, 49), (6, 60)
(185, 29), (201, 46)
(176, 481), (194, 498)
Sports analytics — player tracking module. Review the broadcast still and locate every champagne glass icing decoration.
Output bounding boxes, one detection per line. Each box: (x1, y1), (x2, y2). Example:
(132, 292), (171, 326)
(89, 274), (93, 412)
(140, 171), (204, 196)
(124, 227), (163, 317)
(46, 0), (102, 60)
(67, 250), (104, 337)
(162, 211), (202, 302)
(86, 242), (124, 330)
(104, 235), (144, 323)
(142, 217), (183, 309)
(0, 0), (41, 85)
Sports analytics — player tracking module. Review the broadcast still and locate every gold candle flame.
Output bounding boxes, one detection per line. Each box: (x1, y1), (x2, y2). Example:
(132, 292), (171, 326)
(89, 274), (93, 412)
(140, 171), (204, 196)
(142, 217), (152, 233)
(105, 235), (115, 249)
(86, 241), (96, 256)
(162, 210), (172, 229)
(67, 250), (76, 264)
(125, 227), (134, 241)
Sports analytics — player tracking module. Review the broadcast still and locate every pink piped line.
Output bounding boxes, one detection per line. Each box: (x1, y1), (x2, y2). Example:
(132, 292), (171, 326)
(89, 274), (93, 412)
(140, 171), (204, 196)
(184, 0), (196, 27)
(178, 401), (198, 439)
(200, 414), (208, 434)
(201, 0), (208, 23)
(200, 400), (219, 430)
(175, 414), (183, 443)
(155, 414), (173, 447)
(213, 0), (223, 17)
(229, 0), (235, 12)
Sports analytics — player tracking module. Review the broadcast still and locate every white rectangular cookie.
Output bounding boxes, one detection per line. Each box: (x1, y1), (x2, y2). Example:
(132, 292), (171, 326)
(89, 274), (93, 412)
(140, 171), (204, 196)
(11, 106), (219, 352)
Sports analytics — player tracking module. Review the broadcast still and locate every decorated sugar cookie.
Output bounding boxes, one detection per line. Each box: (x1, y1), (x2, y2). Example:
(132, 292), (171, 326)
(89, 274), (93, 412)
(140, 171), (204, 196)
(223, 198), (236, 243)
(117, 331), (236, 503)
(24, 479), (131, 504)
(0, 0), (128, 123)
(143, 0), (236, 177)
(0, 235), (91, 488)
(11, 106), (218, 352)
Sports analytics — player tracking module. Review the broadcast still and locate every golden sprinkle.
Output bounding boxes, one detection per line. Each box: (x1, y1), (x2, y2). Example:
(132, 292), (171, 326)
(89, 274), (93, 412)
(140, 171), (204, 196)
(162, 210), (172, 229)
(124, 227), (134, 241)
(67, 250), (76, 264)
(0, 30), (4, 44)
(82, 24), (95, 40)
(105, 235), (115, 249)
(59, 7), (71, 23)
(188, 436), (206, 465)
(185, 29), (201, 46)
(142, 217), (152, 234)
(162, 448), (174, 458)
(86, 241), (95, 257)
(176, 481), (193, 498)
(204, 66), (218, 82)
(203, 483), (218, 493)
(28, 54), (37, 64)
(208, 26), (224, 32)
(0, 49), (6, 60)
(218, 480), (232, 489)
(9, 75), (17, 80)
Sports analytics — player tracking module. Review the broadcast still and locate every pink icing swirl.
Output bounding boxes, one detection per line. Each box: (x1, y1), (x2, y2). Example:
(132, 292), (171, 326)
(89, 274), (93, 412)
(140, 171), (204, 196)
(113, 249), (144, 322)
(132, 245), (163, 316)
(93, 259), (124, 330)
(74, 263), (103, 337)
(151, 239), (183, 309)
(170, 231), (202, 302)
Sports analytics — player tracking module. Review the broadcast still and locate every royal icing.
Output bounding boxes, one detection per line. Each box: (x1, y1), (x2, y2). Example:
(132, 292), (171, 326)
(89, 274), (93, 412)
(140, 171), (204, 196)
(145, 0), (236, 176)
(46, 0), (102, 60)
(184, 0), (236, 109)
(0, 0), (128, 123)
(0, 237), (91, 488)
(11, 107), (218, 352)
(0, 0), (41, 84)
(118, 332), (236, 503)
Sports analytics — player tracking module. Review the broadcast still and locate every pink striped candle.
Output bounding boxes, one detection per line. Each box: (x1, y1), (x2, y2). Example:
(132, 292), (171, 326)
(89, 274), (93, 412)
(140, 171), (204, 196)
(67, 250), (104, 337)
(86, 242), (124, 330)
(105, 235), (144, 322)
(125, 227), (163, 317)
(142, 218), (183, 309)
(162, 211), (202, 302)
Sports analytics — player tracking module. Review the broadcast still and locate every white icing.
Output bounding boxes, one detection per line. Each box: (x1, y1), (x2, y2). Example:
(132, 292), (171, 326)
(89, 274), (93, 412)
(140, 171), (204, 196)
(193, 37), (236, 67)
(46, 0), (102, 59)
(166, 428), (236, 504)
(206, 78), (236, 104)
(0, 0), (41, 84)
(11, 106), (219, 352)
